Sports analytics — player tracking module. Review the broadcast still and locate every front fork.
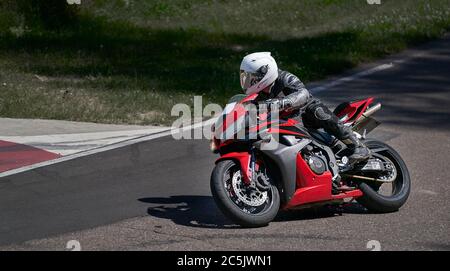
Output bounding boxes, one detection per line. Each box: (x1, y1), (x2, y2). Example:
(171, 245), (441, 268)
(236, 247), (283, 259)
(215, 150), (255, 185)
(249, 146), (256, 185)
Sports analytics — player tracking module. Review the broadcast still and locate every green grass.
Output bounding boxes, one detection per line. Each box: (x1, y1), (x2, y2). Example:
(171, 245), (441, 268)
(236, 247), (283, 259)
(0, 0), (449, 125)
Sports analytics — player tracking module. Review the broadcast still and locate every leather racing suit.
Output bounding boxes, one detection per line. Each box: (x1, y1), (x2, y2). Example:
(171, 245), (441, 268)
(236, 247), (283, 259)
(257, 69), (370, 163)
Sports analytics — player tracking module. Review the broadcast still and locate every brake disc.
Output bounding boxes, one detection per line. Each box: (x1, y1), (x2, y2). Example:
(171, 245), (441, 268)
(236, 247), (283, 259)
(231, 171), (267, 207)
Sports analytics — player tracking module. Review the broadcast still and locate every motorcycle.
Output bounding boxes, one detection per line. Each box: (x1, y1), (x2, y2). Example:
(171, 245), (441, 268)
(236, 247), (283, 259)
(209, 93), (410, 227)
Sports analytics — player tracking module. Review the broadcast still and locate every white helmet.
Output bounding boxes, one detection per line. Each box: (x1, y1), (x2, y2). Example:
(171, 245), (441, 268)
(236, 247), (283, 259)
(240, 52), (278, 95)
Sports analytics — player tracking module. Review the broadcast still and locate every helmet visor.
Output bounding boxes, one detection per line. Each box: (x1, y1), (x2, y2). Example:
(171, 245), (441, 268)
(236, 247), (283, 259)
(240, 70), (258, 91)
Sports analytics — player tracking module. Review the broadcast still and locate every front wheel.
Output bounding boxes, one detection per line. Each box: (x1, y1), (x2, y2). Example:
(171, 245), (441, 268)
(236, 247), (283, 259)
(356, 139), (411, 213)
(210, 160), (280, 227)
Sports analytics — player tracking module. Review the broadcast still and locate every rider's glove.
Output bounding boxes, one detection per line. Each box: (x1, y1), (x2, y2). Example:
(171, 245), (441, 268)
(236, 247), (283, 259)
(264, 98), (293, 110)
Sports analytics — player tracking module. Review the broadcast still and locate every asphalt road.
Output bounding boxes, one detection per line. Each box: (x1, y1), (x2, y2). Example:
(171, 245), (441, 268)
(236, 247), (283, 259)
(1, 36), (449, 251)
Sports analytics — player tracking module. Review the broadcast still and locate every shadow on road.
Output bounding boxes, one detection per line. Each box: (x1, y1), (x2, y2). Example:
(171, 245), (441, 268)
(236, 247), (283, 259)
(139, 195), (370, 229)
(276, 202), (368, 222)
(138, 195), (240, 229)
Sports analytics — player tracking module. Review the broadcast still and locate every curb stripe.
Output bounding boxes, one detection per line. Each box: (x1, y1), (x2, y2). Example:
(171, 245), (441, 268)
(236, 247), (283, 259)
(0, 140), (62, 173)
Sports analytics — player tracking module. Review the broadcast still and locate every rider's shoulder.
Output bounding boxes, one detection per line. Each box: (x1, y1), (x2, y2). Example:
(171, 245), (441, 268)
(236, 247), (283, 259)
(277, 69), (303, 86)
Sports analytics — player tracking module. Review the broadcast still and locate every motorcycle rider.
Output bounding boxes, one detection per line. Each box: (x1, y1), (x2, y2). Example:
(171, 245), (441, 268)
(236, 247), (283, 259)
(239, 52), (370, 164)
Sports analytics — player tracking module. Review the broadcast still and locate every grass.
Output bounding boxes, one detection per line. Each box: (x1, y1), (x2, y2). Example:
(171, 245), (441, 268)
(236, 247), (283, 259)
(0, 0), (449, 125)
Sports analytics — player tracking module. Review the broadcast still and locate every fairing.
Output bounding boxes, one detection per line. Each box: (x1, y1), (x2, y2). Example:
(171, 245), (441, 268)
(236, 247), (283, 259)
(334, 97), (374, 124)
(214, 92), (365, 209)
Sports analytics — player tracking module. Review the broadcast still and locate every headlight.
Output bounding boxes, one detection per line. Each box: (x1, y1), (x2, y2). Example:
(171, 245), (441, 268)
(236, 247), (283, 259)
(210, 138), (219, 153)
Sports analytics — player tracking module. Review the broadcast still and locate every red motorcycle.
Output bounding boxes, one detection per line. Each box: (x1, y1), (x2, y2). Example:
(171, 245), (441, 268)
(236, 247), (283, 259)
(210, 93), (410, 227)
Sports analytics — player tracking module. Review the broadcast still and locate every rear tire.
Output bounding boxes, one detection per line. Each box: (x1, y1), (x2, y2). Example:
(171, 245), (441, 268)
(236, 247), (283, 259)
(211, 160), (280, 227)
(356, 139), (411, 213)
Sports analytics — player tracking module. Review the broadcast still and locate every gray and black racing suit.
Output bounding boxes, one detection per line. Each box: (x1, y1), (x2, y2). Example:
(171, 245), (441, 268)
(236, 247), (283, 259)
(256, 69), (370, 192)
(259, 69), (354, 142)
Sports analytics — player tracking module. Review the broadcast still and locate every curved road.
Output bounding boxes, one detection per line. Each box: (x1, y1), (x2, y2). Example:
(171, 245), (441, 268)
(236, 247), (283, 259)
(1, 36), (449, 250)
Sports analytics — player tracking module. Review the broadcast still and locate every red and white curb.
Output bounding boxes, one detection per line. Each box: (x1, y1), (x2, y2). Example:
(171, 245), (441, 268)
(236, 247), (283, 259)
(0, 127), (170, 177)
(0, 118), (217, 178)
(0, 140), (62, 173)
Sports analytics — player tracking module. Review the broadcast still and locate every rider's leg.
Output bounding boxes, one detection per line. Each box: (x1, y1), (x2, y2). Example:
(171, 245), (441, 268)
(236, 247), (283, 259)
(303, 99), (370, 163)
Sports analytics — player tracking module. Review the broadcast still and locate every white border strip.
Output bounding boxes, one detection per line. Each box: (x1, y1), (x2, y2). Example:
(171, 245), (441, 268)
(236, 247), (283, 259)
(310, 63), (393, 93)
(0, 62), (395, 178)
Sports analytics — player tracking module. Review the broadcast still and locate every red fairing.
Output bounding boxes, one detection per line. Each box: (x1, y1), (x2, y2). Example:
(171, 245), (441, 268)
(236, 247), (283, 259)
(219, 104), (246, 135)
(284, 154), (363, 209)
(278, 118), (300, 127)
(216, 152), (252, 185)
(335, 97), (374, 123)
(241, 93), (259, 103)
(215, 93), (258, 141)
(285, 154), (333, 208)
(214, 92), (365, 212)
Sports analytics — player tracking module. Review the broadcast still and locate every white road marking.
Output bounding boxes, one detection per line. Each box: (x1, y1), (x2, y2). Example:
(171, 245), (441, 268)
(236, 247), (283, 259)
(310, 63), (394, 93)
(416, 189), (438, 196)
(0, 62), (396, 178)
(1, 128), (169, 156)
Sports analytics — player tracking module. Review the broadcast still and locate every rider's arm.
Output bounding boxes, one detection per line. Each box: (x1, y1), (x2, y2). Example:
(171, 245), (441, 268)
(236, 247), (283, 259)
(265, 71), (312, 110)
(280, 71), (312, 108)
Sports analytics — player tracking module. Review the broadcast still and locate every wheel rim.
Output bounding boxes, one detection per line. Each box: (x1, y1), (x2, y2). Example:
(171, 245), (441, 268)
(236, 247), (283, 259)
(223, 164), (274, 215)
(367, 145), (406, 198)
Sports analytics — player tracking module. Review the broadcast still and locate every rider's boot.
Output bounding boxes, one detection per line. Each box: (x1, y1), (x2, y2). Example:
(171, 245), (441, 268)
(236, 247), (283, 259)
(342, 133), (371, 164)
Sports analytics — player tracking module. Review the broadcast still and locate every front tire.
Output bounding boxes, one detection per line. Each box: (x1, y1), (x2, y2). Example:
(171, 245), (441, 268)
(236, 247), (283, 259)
(211, 160), (280, 227)
(356, 139), (411, 213)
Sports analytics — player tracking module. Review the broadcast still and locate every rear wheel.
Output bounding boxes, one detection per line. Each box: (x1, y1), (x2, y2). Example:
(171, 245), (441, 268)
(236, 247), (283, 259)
(355, 139), (411, 213)
(210, 160), (280, 227)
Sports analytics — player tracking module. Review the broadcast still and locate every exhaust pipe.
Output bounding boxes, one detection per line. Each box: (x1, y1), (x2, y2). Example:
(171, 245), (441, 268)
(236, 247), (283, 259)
(355, 103), (381, 123)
